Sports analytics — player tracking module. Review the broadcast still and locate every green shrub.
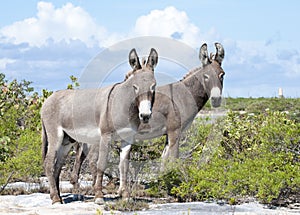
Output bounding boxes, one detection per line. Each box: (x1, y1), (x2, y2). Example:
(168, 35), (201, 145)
(0, 129), (43, 184)
(224, 97), (300, 122)
(151, 111), (300, 204)
(147, 117), (214, 198)
(0, 73), (51, 191)
(131, 136), (166, 162)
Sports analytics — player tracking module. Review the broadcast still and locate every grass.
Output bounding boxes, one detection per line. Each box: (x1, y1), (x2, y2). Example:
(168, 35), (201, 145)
(104, 199), (149, 212)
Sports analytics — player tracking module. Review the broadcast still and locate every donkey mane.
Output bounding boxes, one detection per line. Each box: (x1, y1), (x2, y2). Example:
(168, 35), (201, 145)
(181, 55), (222, 81)
(180, 66), (202, 81)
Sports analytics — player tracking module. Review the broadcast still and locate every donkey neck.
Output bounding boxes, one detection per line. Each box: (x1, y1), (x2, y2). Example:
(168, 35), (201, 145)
(104, 80), (140, 131)
(181, 68), (209, 112)
(111, 79), (136, 109)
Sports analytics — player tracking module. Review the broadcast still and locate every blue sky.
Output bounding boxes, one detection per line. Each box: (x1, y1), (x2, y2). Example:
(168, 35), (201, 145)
(0, 0), (300, 97)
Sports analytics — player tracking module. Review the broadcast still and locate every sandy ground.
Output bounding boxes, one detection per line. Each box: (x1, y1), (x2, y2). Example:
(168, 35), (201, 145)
(0, 193), (102, 215)
(1, 174), (299, 214)
(0, 192), (299, 215)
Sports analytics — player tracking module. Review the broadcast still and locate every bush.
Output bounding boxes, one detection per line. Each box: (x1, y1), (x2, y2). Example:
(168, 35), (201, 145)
(151, 111), (300, 205)
(147, 117), (214, 198)
(0, 73), (51, 191)
(0, 129), (43, 184)
(0, 73), (81, 191)
(224, 97), (300, 122)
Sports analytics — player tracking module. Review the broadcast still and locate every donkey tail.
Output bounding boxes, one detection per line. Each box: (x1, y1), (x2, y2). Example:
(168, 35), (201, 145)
(41, 120), (48, 162)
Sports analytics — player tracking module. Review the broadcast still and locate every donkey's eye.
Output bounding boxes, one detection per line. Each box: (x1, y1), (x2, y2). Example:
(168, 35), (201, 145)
(150, 83), (156, 92)
(204, 74), (210, 82)
(133, 84), (139, 94)
(219, 73), (225, 81)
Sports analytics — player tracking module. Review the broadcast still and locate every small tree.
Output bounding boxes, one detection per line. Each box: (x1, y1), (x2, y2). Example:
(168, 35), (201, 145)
(0, 74), (78, 193)
(0, 73), (52, 192)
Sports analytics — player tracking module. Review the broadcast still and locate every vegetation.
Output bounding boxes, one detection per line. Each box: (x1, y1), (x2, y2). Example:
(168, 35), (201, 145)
(224, 97), (300, 122)
(104, 199), (149, 212)
(0, 73), (79, 192)
(149, 111), (300, 205)
(0, 73), (299, 209)
(0, 73), (50, 192)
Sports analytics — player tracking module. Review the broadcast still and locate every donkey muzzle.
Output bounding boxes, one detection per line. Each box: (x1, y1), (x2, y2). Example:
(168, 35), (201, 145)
(138, 100), (152, 123)
(139, 113), (151, 123)
(210, 87), (222, 108)
(211, 96), (222, 108)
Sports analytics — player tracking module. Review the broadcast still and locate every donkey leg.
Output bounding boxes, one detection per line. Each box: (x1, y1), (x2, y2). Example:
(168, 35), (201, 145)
(43, 128), (64, 204)
(44, 152), (62, 204)
(53, 136), (74, 203)
(94, 134), (111, 204)
(161, 130), (180, 171)
(118, 141), (131, 198)
(70, 143), (87, 191)
(88, 144), (99, 187)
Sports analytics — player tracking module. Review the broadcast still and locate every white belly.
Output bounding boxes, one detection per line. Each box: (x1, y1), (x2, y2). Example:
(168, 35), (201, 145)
(64, 127), (101, 144)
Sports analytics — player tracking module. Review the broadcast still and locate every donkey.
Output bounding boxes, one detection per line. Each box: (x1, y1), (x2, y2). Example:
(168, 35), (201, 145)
(41, 48), (158, 204)
(70, 43), (225, 199)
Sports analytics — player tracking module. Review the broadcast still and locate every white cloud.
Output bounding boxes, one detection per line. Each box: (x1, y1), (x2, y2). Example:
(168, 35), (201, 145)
(0, 2), (107, 47)
(132, 6), (204, 47)
(0, 4), (220, 48)
(0, 3), (299, 97)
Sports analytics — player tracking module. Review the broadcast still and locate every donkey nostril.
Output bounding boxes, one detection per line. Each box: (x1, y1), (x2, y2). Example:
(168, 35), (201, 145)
(140, 113), (150, 123)
(211, 97), (222, 107)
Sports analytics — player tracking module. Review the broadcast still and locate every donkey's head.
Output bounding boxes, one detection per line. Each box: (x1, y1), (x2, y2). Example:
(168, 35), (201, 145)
(200, 43), (225, 107)
(128, 48), (158, 123)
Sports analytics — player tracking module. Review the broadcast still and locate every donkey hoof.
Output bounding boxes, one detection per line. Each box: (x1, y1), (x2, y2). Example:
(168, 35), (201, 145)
(52, 200), (63, 205)
(95, 197), (105, 205)
(51, 196), (63, 205)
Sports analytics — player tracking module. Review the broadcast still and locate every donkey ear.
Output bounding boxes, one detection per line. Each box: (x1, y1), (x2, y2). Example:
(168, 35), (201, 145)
(129, 48), (141, 70)
(199, 43), (210, 66)
(214, 43), (225, 65)
(146, 48), (158, 70)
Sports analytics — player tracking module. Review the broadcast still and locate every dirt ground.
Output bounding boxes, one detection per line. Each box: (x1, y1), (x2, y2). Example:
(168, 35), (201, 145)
(0, 192), (299, 215)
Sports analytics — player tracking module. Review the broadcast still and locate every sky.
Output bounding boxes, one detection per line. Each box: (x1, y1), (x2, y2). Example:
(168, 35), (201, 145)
(0, 0), (300, 97)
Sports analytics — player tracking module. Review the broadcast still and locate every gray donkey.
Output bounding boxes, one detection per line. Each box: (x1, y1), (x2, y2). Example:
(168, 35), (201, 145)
(41, 48), (158, 204)
(70, 43), (225, 202)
